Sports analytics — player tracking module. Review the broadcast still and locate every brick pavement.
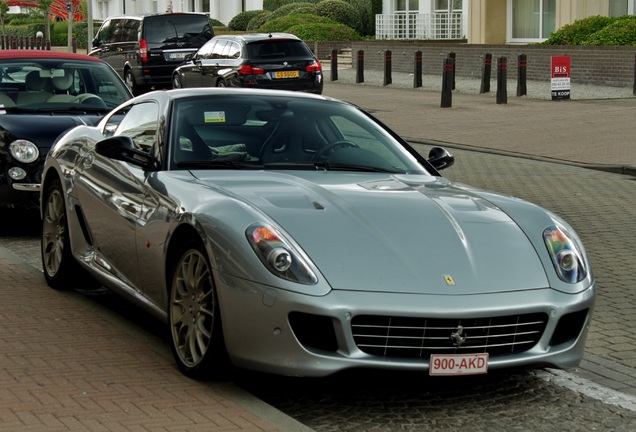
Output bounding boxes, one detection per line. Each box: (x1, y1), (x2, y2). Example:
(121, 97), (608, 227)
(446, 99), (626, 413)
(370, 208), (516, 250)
(0, 244), (312, 432)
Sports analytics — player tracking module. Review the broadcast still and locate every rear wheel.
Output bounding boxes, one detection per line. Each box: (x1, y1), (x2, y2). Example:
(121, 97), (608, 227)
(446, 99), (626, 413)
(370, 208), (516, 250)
(172, 74), (183, 89)
(124, 69), (148, 96)
(216, 79), (226, 87)
(169, 240), (227, 379)
(41, 179), (92, 290)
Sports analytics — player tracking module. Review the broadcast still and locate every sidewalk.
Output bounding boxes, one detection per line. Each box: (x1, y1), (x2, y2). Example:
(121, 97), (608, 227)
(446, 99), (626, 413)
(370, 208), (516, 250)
(322, 69), (636, 175)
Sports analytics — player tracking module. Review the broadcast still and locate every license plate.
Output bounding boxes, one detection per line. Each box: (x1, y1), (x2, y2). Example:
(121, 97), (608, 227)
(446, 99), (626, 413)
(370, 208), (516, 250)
(273, 70), (300, 79)
(429, 353), (489, 376)
(166, 52), (186, 60)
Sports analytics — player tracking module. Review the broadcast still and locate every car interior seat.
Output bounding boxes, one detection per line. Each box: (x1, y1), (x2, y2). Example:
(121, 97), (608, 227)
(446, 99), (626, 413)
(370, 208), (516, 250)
(0, 92), (15, 107)
(18, 70), (53, 104)
(47, 70), (76, 102)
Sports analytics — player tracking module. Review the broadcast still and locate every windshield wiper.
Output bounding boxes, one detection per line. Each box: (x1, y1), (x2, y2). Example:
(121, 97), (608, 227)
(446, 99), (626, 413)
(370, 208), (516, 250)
(263, 161), (404, 173)
(176, 160), (257, 169)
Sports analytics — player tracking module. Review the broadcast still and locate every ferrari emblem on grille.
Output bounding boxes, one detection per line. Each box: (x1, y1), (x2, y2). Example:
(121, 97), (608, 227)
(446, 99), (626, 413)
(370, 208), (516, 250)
(450, 325), (467, 348)
(444, 275), (455, 285)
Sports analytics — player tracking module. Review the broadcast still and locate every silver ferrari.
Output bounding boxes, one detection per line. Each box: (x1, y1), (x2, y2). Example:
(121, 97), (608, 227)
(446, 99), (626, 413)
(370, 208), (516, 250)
(40, 88), (596, 379)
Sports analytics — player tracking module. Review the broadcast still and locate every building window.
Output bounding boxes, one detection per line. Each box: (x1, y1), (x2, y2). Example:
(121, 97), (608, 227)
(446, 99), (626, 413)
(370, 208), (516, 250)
(610, 0), (635, 16)
(434, 0), (462, 13)
(509, 0), (555, 42)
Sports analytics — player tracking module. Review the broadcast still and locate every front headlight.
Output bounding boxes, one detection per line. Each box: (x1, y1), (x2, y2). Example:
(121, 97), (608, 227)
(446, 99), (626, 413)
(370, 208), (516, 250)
(246, 223), (318, 285)
(543, 225), (587, 283)
(10, 140), (39, 163)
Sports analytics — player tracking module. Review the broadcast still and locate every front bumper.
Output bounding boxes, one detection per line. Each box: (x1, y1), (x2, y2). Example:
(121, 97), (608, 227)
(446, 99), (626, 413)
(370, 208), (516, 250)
(216, 273), (596, 377)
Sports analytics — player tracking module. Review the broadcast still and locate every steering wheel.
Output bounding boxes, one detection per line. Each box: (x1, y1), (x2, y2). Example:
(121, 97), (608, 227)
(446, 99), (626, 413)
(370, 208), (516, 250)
(314, 140), (358, 160)
(71, 93), (107, 108)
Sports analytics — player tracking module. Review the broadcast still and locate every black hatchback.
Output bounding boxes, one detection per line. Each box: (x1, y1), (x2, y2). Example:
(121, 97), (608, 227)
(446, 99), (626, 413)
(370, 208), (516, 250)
(171, 33), (323, 94)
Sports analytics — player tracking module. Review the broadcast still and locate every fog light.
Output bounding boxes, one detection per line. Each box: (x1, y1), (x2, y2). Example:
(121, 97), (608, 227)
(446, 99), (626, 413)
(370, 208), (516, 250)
(8, 167), (27, 180)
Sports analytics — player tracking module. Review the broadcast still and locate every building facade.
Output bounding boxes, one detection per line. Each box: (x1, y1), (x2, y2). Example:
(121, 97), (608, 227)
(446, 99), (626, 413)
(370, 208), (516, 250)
(88, 0), (634, 44)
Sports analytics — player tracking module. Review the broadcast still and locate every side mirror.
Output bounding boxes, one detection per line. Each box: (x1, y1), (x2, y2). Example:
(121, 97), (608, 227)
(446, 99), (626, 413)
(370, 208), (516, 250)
(185, 53), (194, 62)
(95, 136), (157, 170)
(427, 146), (455, 171)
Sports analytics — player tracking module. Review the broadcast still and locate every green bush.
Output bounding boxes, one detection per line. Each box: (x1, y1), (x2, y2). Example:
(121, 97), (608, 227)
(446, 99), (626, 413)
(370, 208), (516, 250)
(542, 15), (615, 45)
(264, 0), (320, 12)
(228, 10), (265, 31)
(209, 18), (225, 27)
(315, 0), (356, 28)
(247, 11), (273, 31)
(350, 0), (375, 36)
(286, 22), (361, 41)
(582, 15), (636, 45)
(270, 2), (318, 20)
(258, 13), (339, 33)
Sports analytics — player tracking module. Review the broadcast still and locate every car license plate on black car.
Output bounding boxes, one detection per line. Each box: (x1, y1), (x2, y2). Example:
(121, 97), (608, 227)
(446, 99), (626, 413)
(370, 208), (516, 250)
(429, 353), (489, 376)
(273, 70), (300, 79)
(166, 52), (187, 61)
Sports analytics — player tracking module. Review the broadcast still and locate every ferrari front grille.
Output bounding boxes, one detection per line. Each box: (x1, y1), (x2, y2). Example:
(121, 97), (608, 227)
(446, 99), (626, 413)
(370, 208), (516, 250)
(351, 313), (548, 359)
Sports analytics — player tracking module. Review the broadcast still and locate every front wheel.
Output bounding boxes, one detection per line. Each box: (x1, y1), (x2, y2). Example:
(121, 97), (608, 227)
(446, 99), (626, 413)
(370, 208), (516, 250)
(41, 179), (93, 290)
(169, 240), (227, 379)
(124, 69), (148, 96)
(172, 74), (183, 89)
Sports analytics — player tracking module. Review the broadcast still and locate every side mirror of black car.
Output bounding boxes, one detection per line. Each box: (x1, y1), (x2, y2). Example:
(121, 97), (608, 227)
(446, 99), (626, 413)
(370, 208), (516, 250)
(427, 146), (455, 171)
(96, 136), (157, 170)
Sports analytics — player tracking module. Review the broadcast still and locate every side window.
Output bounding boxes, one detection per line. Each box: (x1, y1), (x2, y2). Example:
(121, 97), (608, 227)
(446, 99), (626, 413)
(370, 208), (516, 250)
(196, 40), (216, 60)
(226, 42), (241, 59)
(331, 116), (403, 167)
(211, 40), (228, 59)
(123, 19), (140, 42)
(110, 19), (126, 44)
(96, 20), (113, 45)
(114, 102), (159, 153)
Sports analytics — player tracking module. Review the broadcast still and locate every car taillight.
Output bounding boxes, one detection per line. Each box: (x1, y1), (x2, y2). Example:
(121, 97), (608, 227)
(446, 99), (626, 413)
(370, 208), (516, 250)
(140, 39), (148, 63)
(306, 61), (322, 72)
(238, 65), (265, 75)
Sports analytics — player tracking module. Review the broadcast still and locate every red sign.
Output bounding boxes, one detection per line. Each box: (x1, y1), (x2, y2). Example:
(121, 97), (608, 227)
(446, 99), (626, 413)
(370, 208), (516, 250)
(551, 56), (571, 100)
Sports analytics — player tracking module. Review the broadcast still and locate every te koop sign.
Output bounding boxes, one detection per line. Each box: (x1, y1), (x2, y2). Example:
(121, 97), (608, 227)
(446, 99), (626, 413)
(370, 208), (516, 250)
(551, 56), (571, 100)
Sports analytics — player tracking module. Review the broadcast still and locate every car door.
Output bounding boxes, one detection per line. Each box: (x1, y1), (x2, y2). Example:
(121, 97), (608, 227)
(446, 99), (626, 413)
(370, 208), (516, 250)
(181, 39), (217, 87)
(74, 101), (160, 291)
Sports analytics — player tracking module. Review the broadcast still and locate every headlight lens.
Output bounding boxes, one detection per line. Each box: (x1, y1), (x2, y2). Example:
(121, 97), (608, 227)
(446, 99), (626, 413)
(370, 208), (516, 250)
(543, 225), (587, 283)
(246, 223), (318, 285)
(10, 140), (39, 163)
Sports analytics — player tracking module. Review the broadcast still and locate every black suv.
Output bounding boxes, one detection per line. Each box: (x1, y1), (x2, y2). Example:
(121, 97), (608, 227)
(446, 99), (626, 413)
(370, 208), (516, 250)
(172, 33), (323, 94)
(90, 12), (213, 95)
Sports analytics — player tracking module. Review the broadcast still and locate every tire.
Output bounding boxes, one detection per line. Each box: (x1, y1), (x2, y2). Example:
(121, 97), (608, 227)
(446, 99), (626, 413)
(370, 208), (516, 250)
(216, 79), (226, 87)
(124, 69), (148, 96)
(169, 240), (228, 379)
(41, 179), (93, 290)
(172, 74), (183, 89)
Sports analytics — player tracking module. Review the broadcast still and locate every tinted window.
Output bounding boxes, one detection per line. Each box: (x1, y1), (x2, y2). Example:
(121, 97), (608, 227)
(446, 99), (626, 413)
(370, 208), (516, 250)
(143, 15), (212, 44)
(247, 40), (313, 60)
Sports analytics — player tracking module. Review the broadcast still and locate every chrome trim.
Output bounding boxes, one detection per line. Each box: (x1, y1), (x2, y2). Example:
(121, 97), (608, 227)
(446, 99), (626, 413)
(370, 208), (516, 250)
(12, 183), (41, 191)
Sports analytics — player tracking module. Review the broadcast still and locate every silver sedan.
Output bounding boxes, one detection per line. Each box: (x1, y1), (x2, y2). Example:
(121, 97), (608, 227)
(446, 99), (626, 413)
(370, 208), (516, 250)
(40, 88), (596, 379)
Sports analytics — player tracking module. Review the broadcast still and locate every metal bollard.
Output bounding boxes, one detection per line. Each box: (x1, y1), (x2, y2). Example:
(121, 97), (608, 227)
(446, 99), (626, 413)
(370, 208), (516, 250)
(413, 51), (422, 88)
(441, 57), (453, 108)
(480, 53), (492, 94)
(517, 54), (527, 97)
(633, 53), (636, 96)
(356, 50), (364, 84)
(449, 52), (456, 90)
(72, 37), (77, 53)
(383, 50), (392, 86)
(497, 57), (507, 105)
(330, 49), (338, 82)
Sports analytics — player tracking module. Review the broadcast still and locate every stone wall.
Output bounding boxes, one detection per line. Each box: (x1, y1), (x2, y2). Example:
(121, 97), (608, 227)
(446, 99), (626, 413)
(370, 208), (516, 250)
(313, 41), (636, 88)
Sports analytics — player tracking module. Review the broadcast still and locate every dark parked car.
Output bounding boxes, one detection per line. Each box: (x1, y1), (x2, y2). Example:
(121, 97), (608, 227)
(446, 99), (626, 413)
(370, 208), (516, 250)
(172, 33), (323, 94)
(0, 50), (132, 211)
(90, 12), (214, 95)
(41, 88), (594, 379)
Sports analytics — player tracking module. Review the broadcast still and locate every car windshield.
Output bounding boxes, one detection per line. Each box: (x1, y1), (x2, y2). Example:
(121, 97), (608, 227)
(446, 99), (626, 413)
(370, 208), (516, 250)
(0, 58), (131, 111)
(170, 94), (430, 175)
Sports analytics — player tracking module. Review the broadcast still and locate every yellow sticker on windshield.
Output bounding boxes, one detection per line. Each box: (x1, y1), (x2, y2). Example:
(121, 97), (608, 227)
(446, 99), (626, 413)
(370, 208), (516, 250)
(204, 111), (226, 123)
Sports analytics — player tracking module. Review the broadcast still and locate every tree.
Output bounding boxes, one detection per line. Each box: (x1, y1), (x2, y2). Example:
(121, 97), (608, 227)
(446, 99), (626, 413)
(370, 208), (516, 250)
(38, 0), (52, 43)
(0, 1), (8, 39)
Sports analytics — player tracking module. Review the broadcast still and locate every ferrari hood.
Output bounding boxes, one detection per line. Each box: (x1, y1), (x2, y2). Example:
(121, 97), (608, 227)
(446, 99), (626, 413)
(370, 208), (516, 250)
(193, 171), (550, 295)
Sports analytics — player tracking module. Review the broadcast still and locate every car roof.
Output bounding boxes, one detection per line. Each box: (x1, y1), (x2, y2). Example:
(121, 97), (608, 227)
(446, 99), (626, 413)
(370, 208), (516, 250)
(215, 33), (302, 43)
(103, 12), (209, 20)
(140, 87), (332, 103)
(0, 50), (104, 62)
